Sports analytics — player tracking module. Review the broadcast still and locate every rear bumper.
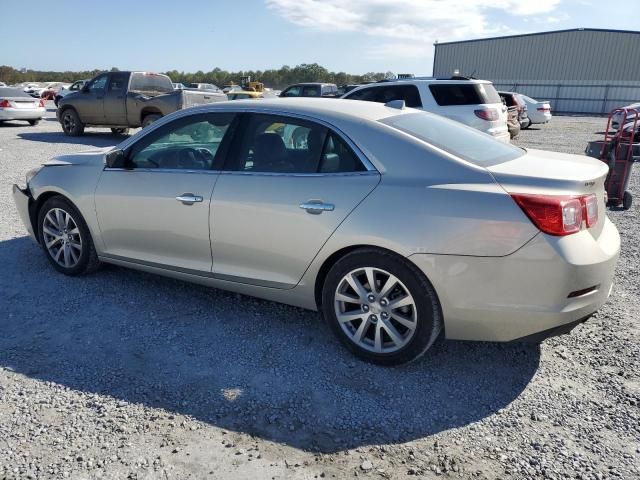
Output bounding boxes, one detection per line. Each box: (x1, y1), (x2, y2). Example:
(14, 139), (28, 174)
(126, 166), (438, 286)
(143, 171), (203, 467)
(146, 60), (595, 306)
(409, 218), (620, 342)
(0, 107), (45, 121)
(12, 184), (37, 241)
(492, 130), (511, 144)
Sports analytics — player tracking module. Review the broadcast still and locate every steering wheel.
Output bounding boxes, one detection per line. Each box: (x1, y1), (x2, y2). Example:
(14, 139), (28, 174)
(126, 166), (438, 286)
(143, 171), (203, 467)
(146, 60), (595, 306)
(177, 147), (205, 169)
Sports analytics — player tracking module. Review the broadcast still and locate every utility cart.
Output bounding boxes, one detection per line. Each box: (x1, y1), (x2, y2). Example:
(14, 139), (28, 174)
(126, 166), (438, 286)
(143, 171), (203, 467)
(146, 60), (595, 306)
(596, 108), (639, 210)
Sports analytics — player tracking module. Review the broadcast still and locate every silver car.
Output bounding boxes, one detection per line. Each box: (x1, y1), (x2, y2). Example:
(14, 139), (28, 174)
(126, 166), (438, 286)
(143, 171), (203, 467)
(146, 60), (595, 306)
(12, 99), (620, 365)
(0, 87), (46, 125)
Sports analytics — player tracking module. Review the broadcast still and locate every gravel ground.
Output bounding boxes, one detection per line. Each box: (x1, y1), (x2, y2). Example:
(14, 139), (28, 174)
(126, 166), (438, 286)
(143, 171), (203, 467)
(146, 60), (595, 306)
(0, 108), (638, 479)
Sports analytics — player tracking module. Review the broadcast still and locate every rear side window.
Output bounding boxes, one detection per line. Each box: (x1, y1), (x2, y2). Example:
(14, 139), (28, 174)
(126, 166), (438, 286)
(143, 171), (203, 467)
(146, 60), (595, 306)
(381, 112), (524, 167)
(430, 83), (500, 106)
(129, 73), (174, 94)
(108, 73), (128, 92)
(345, 85), (422, 108)
(319, 133), (366, 173)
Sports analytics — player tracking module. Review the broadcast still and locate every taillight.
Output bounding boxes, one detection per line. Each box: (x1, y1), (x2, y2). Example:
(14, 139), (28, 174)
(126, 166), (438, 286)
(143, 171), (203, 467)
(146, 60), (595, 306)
(511, 194), (598, 236)
(537, 107), (551, 112)
(39, 99), (45, 107)
(474, 108), (499, 121)
(583, 194), (598, 227)
(0, 99), (10, 108)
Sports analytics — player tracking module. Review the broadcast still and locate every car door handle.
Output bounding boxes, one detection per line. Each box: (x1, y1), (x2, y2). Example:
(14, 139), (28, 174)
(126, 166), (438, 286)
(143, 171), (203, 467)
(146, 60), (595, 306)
(176, 193), (203, 205)
(299, 201), (335, 214)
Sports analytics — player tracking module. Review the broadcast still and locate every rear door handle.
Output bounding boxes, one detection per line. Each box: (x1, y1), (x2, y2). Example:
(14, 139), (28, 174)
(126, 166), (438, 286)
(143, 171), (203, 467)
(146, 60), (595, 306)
(176, 193), (203, 205)
(299, 201), (334, 214)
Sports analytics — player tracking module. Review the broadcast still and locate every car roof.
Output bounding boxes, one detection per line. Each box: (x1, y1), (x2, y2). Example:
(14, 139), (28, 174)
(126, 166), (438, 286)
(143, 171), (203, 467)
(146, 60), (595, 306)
(184, 98), (413, 123)
(286, 83), (335, 87)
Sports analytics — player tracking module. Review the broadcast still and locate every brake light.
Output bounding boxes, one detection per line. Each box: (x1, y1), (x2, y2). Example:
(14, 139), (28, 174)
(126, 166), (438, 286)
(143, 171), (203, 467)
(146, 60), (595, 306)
(537, 107), (551, 112)
(583, 194), (598, 227)
(39, 99), (45, 107)
(511, 194), (598, 236)
(474, 108), (499, 121)
(0, 99), (10, 108)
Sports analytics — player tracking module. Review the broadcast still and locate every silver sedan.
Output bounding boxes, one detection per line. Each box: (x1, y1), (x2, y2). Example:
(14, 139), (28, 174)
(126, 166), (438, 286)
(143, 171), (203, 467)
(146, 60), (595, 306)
(12, 99), (620, 365)
(0, 87), (46, 125)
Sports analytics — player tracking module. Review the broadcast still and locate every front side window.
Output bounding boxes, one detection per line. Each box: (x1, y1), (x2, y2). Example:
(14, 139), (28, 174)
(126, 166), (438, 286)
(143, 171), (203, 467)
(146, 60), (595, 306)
(88, 75), (108, 92)
(127, 113), (235, 170)
(381, 111), (524, 167)
(281, 86), (301, 97)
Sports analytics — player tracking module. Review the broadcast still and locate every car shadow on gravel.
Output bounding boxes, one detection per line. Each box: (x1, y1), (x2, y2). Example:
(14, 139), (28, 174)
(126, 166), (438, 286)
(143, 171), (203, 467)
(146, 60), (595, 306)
(0, 236), (541, 453)
(17, 132), (125, 147)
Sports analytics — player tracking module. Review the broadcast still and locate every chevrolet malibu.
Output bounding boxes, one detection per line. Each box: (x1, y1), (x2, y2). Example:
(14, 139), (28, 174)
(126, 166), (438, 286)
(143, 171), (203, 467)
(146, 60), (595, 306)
(12, 99), (620, 365)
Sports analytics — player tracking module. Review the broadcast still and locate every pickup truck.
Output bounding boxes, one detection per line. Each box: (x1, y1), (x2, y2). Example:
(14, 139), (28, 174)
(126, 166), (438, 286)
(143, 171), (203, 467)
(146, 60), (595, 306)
(56, 71), (227, 136)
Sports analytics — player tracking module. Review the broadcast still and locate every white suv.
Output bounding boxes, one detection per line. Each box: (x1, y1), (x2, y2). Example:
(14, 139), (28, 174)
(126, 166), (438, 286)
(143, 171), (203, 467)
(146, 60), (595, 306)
(342, 78), (510, 143)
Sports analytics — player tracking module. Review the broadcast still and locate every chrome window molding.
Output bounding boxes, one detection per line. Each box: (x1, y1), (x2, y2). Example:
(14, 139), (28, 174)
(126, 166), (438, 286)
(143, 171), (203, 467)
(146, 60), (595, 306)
(115, 106), (378, 173)
(102, 166), (378, 178)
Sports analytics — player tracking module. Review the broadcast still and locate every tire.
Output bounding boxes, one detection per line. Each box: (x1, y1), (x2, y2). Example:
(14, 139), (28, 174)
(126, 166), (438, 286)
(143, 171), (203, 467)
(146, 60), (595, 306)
(142, 114), (161, 128)
(37, 196), (101, 276)
(321, 248), (442, 366)
(28, 119), (40, 126)
(111, 127), (130, 135)
(523, 119), (532, 129)
(60, 108), (85, 136)
(623, 191), (633, 210)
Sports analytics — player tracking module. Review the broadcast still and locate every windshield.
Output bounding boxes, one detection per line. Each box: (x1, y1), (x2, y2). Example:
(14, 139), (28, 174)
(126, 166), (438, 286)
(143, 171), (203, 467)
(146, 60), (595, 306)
(381, 112), (525, 167)
(129, 73), (173, 94)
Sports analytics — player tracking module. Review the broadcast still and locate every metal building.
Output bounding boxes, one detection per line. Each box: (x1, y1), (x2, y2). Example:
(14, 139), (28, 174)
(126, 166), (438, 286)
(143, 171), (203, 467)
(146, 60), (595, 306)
(432, 28), (640, 114)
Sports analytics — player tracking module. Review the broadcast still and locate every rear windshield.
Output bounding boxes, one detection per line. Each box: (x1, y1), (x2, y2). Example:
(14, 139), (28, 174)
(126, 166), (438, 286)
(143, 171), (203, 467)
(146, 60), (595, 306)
(129, 73), (173, 94)
(380, 112), (524, 167)
(0, 88), (31, 98)
(429, 83), (501, 106)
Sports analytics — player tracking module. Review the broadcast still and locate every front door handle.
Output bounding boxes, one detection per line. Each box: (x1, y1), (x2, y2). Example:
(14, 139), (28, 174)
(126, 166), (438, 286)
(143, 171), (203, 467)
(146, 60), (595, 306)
(299, 201), (335, 214)
(176, 193), (203, 205)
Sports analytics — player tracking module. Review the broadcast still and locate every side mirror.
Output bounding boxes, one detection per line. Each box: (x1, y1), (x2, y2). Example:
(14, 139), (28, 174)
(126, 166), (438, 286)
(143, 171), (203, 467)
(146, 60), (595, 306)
(105, 149), (126, 168)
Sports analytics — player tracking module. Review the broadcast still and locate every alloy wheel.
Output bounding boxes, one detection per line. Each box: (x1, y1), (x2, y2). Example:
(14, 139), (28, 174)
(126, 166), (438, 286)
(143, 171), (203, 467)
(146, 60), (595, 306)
(42, 208), (83, 268)
(334, 267), (417, 354)
(62, 112), (76, 132)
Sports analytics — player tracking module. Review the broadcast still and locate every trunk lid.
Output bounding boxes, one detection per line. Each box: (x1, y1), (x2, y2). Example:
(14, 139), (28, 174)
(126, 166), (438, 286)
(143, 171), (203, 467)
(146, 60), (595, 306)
(487, 148), (609, 236)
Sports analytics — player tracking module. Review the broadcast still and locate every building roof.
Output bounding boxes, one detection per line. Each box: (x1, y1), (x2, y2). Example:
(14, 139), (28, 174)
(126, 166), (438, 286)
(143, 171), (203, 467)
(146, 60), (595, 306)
(434, 28), (640, 47)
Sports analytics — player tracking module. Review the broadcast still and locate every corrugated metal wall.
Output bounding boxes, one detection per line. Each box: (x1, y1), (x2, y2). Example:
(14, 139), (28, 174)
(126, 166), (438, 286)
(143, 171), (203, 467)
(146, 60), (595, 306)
(433, 29), (640, 114)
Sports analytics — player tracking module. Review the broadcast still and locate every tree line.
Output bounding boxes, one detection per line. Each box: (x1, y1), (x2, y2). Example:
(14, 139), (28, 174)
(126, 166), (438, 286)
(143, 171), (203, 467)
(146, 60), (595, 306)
(0, 64), (396, 89)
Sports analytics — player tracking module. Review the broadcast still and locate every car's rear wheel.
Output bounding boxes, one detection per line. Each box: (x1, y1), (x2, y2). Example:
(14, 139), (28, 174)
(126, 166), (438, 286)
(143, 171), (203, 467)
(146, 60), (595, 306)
(61, 108), (84, 136)
(111, 127), (129, 135)
(321, 248), (442, 365)
(623, 190), (633, 210)
(28, 119), (40, 126)
(37, 196), (101, 275)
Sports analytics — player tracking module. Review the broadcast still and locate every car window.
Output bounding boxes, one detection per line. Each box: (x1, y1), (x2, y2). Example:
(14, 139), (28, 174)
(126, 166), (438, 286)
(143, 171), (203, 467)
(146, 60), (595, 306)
(281, 86), (301, 97)
(128, 113), (235, 170)
(429, 83), (501, 106)
(226, 114), (328, 173)
(108, 73), (128, 92)
(381, 111), (525, 167)
(301, 85), (320, 97)
(345, 85), (422, 108)
(88, 75), (108, 92)
(319, 133), (366, 173)
(129, 73), (173, 94)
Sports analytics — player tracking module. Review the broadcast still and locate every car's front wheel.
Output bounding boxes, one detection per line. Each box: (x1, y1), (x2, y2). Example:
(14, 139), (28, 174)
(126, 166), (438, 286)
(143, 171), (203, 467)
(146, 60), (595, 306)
(111, 127), (129, 135)
(60, 109), (84, 136)
(321, 249), (442, 365)
(37, 196), (101, 275)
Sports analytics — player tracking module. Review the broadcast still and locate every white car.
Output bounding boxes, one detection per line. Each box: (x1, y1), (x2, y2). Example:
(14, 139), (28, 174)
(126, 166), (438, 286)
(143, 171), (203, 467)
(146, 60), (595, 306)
(611, 102), (640, 129)
(0, 82), (6, 87)
(54, 80), (88, 106)
(517, 94), (552, 126)
(342, 78), (510, 143)
(0, 87), (46, 125)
